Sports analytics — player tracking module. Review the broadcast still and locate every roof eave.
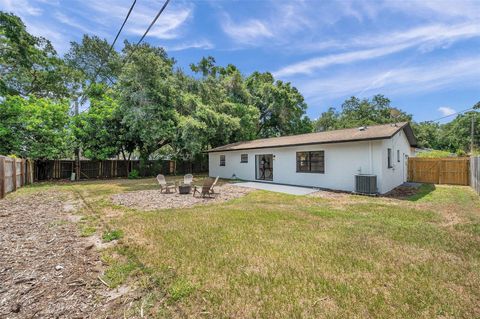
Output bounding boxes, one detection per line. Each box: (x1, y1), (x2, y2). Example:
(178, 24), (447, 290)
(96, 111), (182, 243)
(206, 122), (418, 153)
(206, 136), (393, 153)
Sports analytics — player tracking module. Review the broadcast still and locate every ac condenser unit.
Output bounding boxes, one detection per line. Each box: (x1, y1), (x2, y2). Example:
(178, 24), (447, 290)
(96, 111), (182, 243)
(355, 174), (377, 195)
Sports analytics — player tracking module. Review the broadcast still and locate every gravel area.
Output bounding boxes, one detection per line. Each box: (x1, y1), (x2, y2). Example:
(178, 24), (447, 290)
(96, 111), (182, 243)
(111, 184), (253, 211)
(0, 190), (121, 318)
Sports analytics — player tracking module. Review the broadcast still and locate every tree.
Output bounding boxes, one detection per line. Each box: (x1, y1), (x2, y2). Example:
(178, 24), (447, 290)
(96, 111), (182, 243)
(439, 111), (480, 153)
(173, 64), (259, 159)
(0, 12), (76, 99)
(117, 43), (179, 160)
(314, 95), (412, 131)
(0, 95), (71, 158)
(72, 87), (134, 160)
(190, 56), (219, 78)
(314, 107), (340, 132)
(412, 121), (441, 149)
(65, 35), (121, 92)
(339, 95), (411, 127)
(245, 71), (312, 138)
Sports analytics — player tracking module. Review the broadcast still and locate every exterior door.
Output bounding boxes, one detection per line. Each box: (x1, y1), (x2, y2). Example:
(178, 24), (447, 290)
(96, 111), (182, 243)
(256, 154), (273, 181)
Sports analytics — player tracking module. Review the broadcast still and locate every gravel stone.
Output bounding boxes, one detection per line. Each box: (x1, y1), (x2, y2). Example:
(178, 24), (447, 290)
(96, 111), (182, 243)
(111, 184), (253, 211)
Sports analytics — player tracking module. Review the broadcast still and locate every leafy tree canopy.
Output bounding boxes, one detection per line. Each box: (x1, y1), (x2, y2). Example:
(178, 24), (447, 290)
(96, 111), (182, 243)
(314, 95), (412, 132)
(0, 12), (77, 99)
(0, 95), (71, 158)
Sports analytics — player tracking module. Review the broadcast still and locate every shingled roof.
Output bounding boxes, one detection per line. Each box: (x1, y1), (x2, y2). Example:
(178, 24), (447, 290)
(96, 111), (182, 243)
(208, 122), (417, 152)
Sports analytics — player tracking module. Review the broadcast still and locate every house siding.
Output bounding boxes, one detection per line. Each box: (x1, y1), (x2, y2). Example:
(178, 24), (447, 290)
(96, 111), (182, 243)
(209, 139), (399, 193)
(379, 130), (413, 193)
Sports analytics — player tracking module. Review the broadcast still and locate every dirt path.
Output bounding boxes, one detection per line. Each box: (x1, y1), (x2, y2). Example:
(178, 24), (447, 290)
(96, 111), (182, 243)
(0, 190), (113, 318)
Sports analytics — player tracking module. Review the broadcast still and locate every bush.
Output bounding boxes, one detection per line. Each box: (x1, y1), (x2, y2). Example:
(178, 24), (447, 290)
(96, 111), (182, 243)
(128, 169), (139, 179)
(417, 150), (453, 158)
(456, 149), (467, 157)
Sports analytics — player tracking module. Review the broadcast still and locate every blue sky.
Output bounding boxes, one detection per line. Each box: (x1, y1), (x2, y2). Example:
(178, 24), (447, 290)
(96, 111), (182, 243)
(1, 0), (479, 123)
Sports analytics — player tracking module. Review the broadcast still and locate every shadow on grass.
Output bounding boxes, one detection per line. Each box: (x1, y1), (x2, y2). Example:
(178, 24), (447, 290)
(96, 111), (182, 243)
(406, 184), (436, 201)
(383, 183), (436, 202)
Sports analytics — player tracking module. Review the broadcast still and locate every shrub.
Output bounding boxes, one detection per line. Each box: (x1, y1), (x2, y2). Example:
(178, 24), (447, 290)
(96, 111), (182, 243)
(456, 149), (467, 157)
(416, 150), (453, 158)
(128, 169), (139, 179)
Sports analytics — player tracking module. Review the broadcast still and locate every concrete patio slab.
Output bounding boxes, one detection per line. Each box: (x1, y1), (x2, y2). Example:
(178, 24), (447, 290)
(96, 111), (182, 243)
(232, 182), (317, 195)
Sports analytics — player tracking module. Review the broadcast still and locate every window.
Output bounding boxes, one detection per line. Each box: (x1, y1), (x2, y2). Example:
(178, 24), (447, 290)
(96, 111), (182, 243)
(387, 148), (393, 168)
(240, 154), (248, 163)
(296, 151), (324, 173)
(397, 150), (400, 162)
(220, 155), (225, 166)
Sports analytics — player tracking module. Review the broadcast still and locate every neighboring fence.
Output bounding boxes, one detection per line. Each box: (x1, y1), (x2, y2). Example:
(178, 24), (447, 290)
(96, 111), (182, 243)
(471, 156), (480, 194)
(408, 157), (470, 185)
(34, 157), (208, 181)
(0, 156), (34, 199)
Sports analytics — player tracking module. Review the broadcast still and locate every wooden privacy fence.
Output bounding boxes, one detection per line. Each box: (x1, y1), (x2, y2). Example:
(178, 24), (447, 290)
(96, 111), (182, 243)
(34, 158), (208, 181)
(470, 156), (480, 195)
(0, 156), (34, 199)
(408, 157), (469, 185)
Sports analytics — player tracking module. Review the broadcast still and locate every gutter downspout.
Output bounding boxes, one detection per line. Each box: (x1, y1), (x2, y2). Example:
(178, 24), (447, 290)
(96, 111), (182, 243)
(369, 141), (373, 174)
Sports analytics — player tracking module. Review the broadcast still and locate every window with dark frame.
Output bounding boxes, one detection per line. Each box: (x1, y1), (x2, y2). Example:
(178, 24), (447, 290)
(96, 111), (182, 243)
(387, 148), (393, 168)
(296, 151), (325, 173)
(240, 154), (248, 163)
(397, 150), (400, 162)
(220, 155), (225, 166)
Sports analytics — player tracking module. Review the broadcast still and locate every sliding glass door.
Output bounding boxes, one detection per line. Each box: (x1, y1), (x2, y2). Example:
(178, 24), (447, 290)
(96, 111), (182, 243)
(255, 154), (273, 181)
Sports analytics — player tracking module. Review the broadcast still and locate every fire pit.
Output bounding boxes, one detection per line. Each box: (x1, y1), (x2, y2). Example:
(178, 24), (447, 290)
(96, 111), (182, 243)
(178, 184), (191, 194)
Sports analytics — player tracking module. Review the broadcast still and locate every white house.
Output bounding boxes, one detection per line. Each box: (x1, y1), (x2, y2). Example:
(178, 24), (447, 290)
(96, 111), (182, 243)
(207, 122), (417, 194)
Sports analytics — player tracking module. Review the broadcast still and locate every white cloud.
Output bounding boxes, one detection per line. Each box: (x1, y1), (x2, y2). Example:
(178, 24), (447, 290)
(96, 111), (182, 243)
(54, 12), (94, 34)
(384, 0), (480, 20)
(221, 16), (273, 44)
(274, 43), (411, 77)
(274, 21), (480, 77)
(219, 1), (320, 45)
(85, 1), (193, 40)
(0, 0), (42, 16)
(296, 55), (480, 104)
(127, 7), (192, 40)
(354, 23), (480, 52)
(438, 107), (456, 116)
(166, 39), (214, 52)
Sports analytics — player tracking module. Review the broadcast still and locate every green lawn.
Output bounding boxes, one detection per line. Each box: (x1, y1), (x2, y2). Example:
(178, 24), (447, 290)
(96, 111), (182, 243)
(20, 178), (480, 318)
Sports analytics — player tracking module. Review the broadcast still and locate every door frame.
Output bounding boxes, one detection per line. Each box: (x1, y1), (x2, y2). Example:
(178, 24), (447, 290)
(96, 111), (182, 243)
(255, 154), (274, 181)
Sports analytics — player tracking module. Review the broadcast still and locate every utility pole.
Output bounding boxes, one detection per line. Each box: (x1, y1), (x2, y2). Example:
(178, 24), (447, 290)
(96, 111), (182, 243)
(471, 114), (475, 155)
(74, 99), (80, 181)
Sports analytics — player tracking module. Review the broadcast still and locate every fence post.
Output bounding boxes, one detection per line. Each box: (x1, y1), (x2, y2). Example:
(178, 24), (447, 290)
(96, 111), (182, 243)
(25, 160), (30, 185)
(0, 157), (5, 199)
(20, 159), (25, 186)
(12, 158), (17, 191)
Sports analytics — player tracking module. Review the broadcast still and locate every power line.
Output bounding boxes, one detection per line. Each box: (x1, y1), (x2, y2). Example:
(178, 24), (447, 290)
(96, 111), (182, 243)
(82, 0), (137, 97)
(110, 0), (137, 52)
(425, 107), (475, 123)
(74, 0), (136, 181)
(136, 0), (171, 46)
(122, 0), (171, 66)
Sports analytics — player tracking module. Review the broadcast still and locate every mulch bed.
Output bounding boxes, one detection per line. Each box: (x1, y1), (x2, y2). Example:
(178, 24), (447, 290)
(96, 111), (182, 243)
(111, 184), (253, 211)
(383, 186), (421, 199)
(0, 191), (117, 318)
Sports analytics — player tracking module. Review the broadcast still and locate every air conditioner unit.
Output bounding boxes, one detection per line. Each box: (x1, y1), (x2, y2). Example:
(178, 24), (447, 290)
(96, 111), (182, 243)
(355, 174), (377, 195)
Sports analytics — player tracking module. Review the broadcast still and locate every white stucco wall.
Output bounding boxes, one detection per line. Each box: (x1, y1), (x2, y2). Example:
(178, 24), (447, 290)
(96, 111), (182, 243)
(209, 130), (412, 193)
(378, 130), (413, 193)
